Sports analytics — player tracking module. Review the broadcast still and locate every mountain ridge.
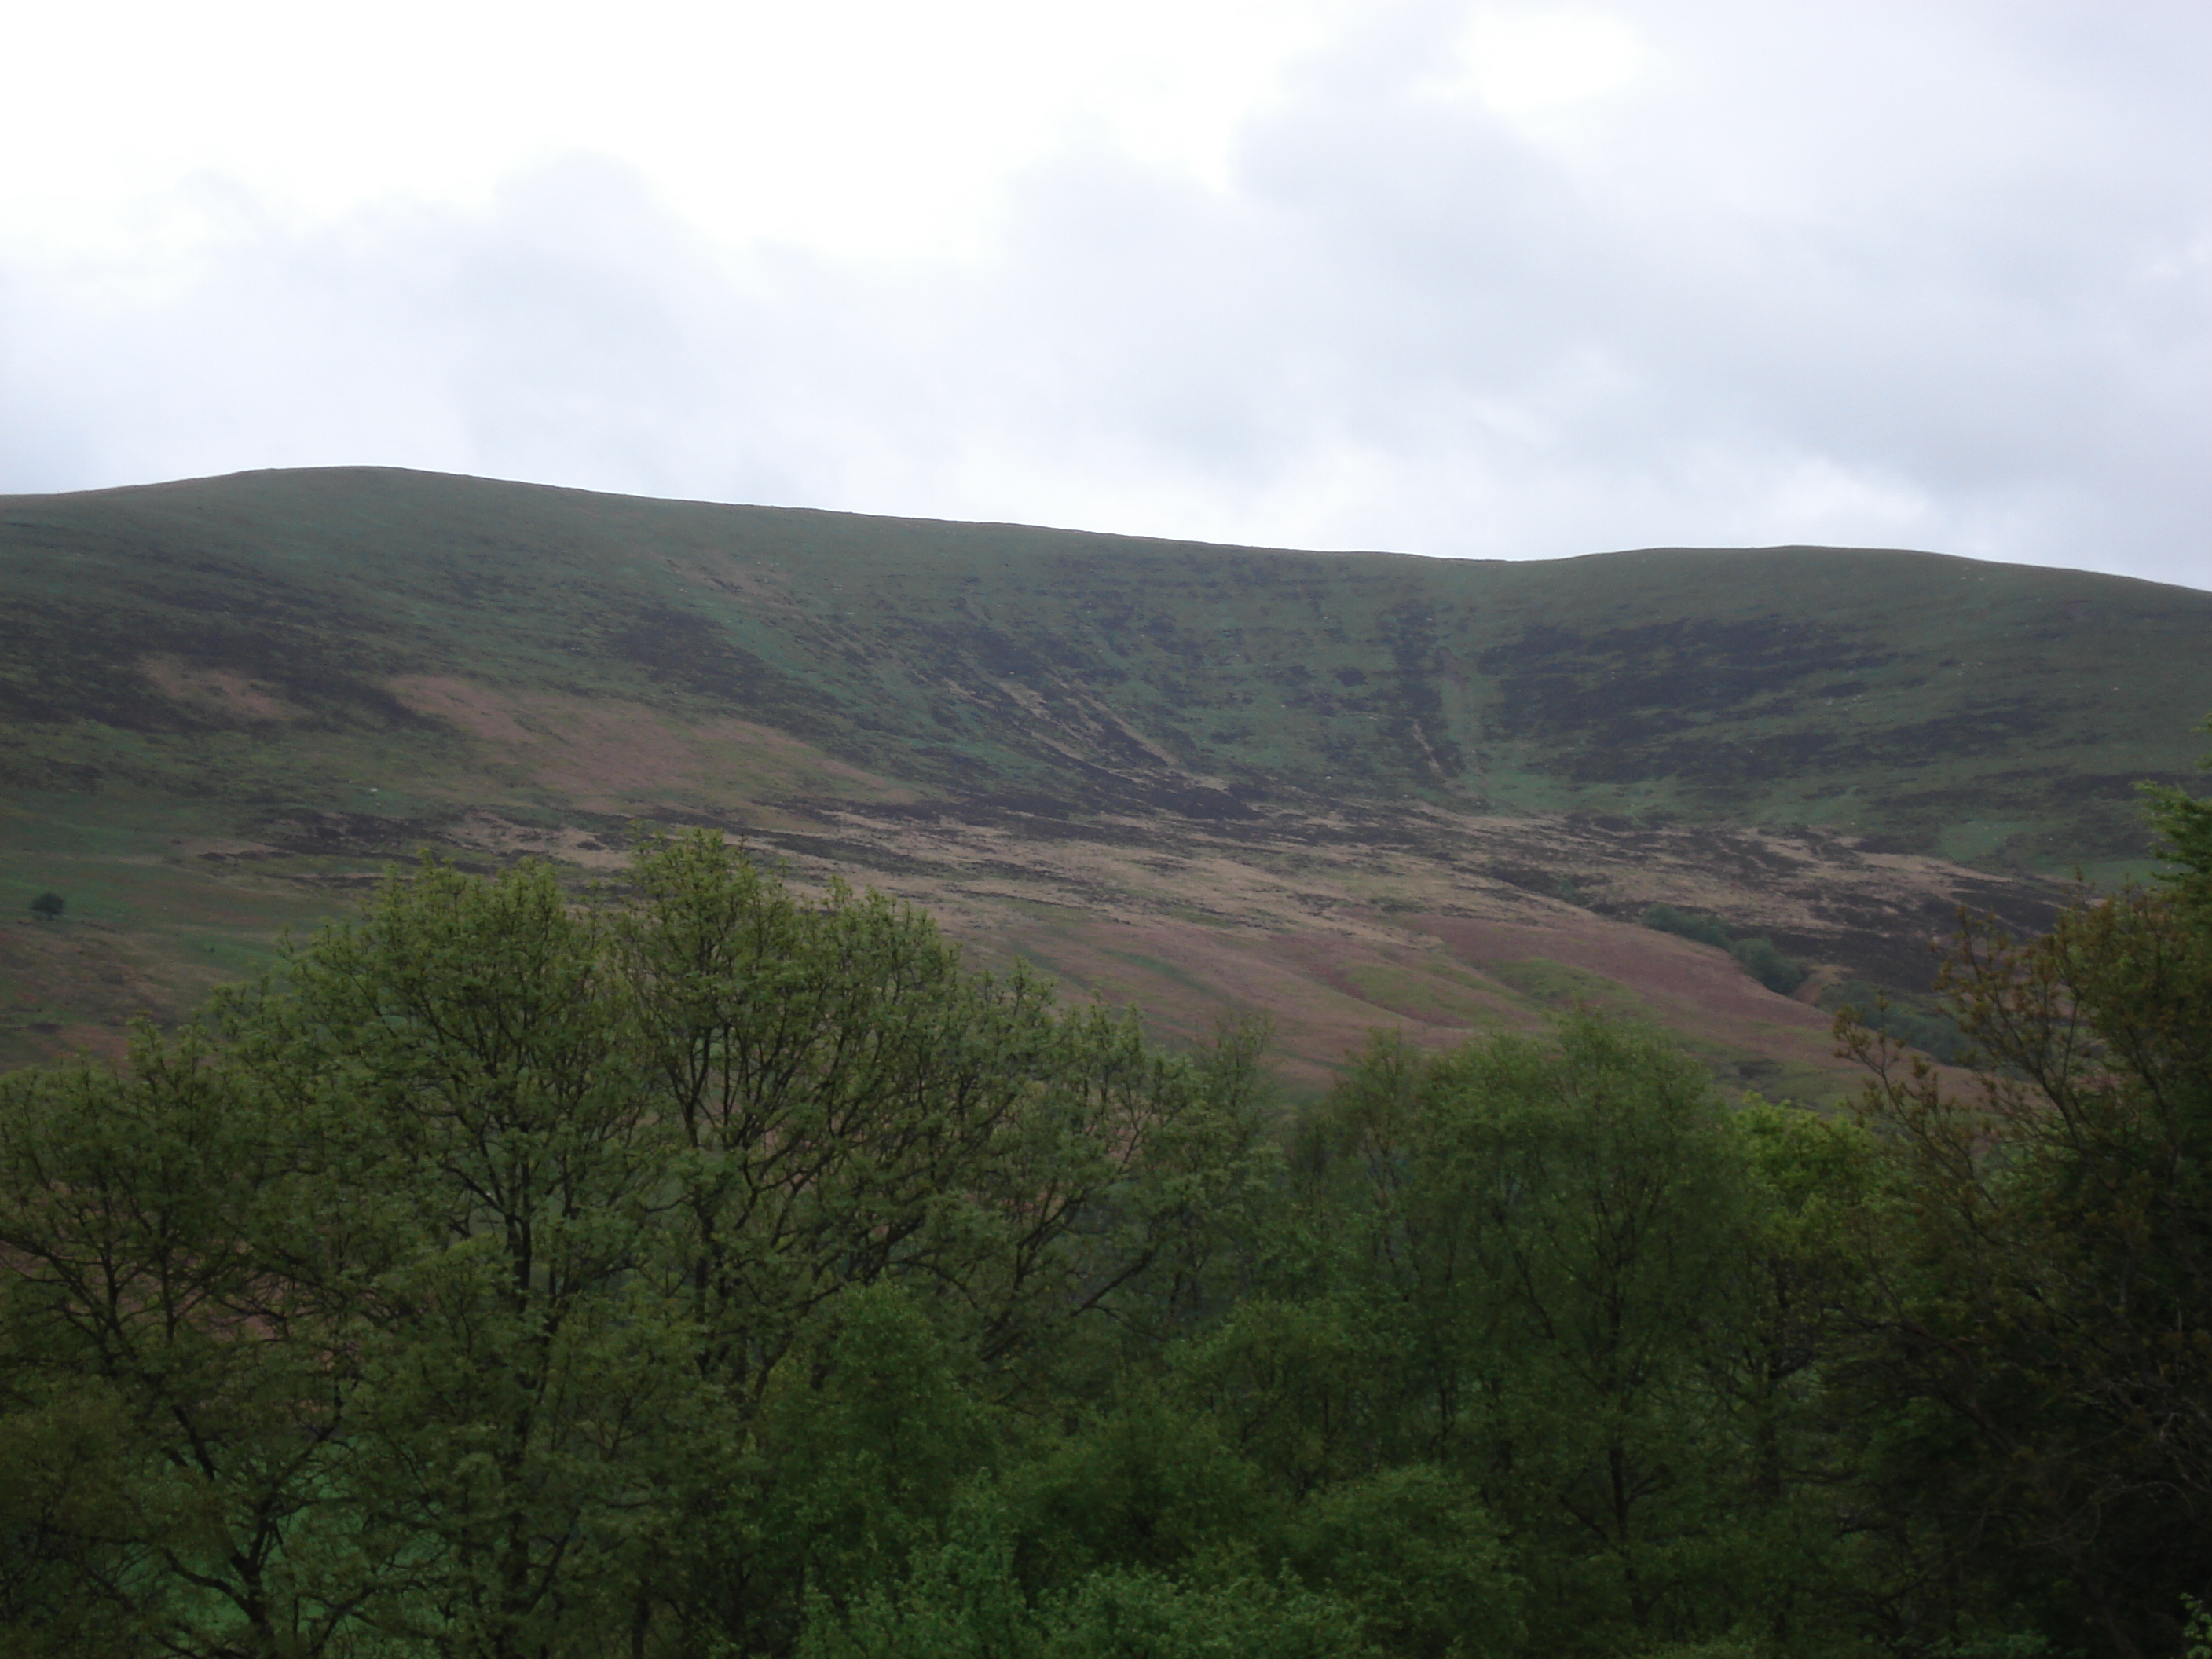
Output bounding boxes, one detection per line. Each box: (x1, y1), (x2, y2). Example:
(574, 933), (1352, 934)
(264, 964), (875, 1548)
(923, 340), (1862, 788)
(3, 465), (2206, 1089)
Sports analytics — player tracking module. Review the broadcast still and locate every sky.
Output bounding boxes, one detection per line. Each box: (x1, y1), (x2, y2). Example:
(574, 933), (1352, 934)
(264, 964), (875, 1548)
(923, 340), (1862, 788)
(1, 0), (2207, 588)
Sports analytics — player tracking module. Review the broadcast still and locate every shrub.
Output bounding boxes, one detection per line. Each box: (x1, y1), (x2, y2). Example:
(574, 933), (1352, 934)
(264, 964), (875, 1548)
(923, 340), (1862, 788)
(1643, 905), (1806, 993)
(1728, 935), (1807, 994)
(1643, 904), (1730, 950)
(1819, 980), (1969, 1063)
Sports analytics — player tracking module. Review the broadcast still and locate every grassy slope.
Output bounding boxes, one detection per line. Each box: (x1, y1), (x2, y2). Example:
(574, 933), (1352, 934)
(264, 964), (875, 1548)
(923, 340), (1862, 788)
(3, 466), (2207, 1087)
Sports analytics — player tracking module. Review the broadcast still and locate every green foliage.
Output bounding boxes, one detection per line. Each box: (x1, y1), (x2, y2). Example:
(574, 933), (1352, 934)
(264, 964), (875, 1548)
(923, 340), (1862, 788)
(1284, 1021), (1857, 1657)
(9, 753), (2212, 1658)
(1040, 1569), (1376, 1659)
(0, 1390), (142, 1657)
(0, 834), (1278, 1657)
(1642, 905), (1807, 994)
(803, 1550), (1379, 1659)
(1728, 934), (1807, 994)
(996, 1388), (1278, 1605)
(792, 1459), (1398, 1659)
(2185, 1595), (2212, 1659)
(1643, 903), (1733, 950)
(23, 892), (60, 921)
(1817, 980), (1968, 1063)
(753, 1284), (998, 1611)
(0, 1027), (397, 1658)
(1284, 1466), (1522, 1659)
(252, 856), (676, 1655)
(1831, 727), (2212, 1654)
(1170, 1297), (1373, 1500)
(2144, 711), (2212, 913)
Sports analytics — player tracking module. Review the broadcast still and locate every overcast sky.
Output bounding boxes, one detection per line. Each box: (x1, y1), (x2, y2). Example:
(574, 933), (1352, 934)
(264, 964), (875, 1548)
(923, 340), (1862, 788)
(2, 1), (2206, 587)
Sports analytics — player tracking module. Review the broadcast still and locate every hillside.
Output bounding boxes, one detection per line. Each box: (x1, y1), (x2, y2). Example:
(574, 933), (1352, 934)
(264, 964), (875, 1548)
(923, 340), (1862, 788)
(4, 465), (2207, 1089)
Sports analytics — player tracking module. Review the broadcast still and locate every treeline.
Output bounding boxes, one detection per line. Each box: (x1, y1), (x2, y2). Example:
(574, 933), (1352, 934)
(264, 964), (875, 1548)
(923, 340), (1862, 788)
(0, 778), (2208, 1656)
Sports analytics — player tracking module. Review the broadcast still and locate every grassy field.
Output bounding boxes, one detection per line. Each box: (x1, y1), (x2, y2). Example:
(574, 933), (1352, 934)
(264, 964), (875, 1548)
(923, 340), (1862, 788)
(3, 465), (2205, 1086)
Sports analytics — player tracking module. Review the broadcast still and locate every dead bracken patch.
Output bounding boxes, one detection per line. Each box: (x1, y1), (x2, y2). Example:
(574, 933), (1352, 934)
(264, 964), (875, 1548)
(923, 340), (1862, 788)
(140, 657), (301, 723)
(386, 676), (917, 809)
(628, 792), (2043, 1099)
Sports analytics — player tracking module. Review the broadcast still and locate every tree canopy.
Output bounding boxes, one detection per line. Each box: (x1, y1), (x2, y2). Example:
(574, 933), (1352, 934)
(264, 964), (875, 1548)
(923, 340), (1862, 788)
(2, 782), (2210, 1657)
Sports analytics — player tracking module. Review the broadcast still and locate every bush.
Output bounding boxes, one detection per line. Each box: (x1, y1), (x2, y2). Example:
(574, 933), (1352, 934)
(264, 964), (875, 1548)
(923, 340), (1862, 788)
(1728, 935), (1807, 994)
(1643, 904), (1731, 950)
(1819, 979), (1969, 1063)
(1643, 905), (1806, 993)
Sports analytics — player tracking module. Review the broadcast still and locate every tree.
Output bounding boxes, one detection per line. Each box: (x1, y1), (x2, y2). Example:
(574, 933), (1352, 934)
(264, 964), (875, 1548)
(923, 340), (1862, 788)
(2142, 713), (2212, 912)
(1835, 722), (2212, 1657)
(0, 1028), (396, 1658)
(25, 892), (61, 921)
(610, 833), (1272, 1650)
(0, 832), (1276, 1658)
(1290, 1020), (1803, 1657)
(218, 854), (681, 1659)
(1712, 1097), (1881, 1654)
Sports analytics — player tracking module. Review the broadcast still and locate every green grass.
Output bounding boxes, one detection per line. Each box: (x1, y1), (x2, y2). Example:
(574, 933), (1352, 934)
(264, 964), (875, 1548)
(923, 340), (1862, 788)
(1338, 959), (1518, 1027)
(1481, 958), (1650, 1013)
(3, 467), (2206, 870)
(2, 464), (2205, 1071)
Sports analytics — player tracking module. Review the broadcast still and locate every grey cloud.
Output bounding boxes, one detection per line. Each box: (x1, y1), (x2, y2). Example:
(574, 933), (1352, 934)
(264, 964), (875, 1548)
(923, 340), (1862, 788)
(0, 2), (2204, 588)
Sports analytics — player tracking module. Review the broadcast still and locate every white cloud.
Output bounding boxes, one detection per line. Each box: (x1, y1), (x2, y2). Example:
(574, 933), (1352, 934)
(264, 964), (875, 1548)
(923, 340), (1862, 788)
(0, 1), (2205, 589)
(1438, 9), (1648, 117)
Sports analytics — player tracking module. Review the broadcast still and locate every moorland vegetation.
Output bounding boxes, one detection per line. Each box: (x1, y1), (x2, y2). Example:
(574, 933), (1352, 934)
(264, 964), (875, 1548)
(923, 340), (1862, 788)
(6, 467), (2208, 864)
(1641, 904), (1808, 994)
(9, 465), (2211, 1082)
(2, 729), (2210, 1658)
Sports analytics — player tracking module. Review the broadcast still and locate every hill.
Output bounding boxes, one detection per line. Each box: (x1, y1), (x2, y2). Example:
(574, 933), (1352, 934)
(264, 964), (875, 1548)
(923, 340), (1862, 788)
(4, 465), (2208, 1090)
